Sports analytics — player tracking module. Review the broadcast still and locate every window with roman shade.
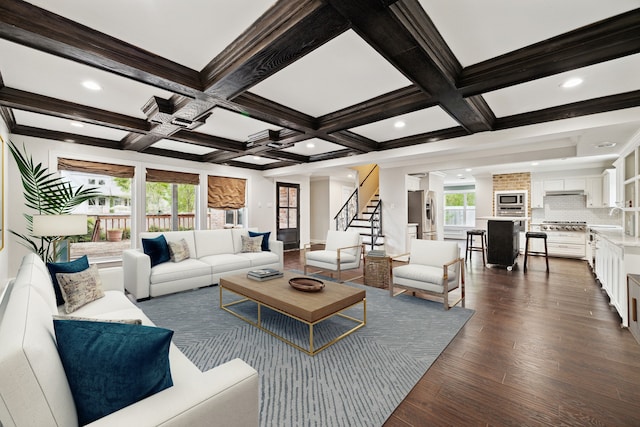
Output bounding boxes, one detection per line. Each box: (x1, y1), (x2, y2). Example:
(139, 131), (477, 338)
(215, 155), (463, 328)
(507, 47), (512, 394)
(145, 169), (199, 231)
(207, 176), (246, 209)
(57, 158), (135, 178)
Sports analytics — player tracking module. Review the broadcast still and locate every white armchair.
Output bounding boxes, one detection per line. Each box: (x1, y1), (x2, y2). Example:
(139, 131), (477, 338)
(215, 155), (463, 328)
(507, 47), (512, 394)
(304, 230), (364, 282)
(391, 239), (465, 310)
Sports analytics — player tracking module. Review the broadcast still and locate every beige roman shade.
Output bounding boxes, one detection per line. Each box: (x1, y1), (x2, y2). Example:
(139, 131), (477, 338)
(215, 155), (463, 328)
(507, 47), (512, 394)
(57, 158), (134, 178)
(208, 176), (246, 209)
(146, 168), (199, 185)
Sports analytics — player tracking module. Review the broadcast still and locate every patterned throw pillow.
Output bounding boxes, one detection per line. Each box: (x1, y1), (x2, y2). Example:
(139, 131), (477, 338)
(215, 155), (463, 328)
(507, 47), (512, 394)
(168, 238), (190, 262)
(56, 264), (105, 314)
(241, 234), (263, 253)
(248, 231), (271, 251)
(52, 315), (142, 325)
(47, 255), (90, 306)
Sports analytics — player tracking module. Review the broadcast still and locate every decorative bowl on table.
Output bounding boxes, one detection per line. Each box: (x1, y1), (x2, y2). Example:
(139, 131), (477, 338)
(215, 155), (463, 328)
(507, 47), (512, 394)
(288, 277), (325, 292)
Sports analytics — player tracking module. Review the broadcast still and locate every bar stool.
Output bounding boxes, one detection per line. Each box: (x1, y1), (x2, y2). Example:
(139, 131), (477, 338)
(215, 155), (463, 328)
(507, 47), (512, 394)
(524, 231), (549, 273)
(465, 229), (486, 266)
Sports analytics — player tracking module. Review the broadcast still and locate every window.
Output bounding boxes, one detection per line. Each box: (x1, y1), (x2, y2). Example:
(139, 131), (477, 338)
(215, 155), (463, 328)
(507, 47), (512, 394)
(145, 169), (199, 232)
(444, 186), (476, 227)
(207, 176), (246, 229)
(59, 160), (134, 262)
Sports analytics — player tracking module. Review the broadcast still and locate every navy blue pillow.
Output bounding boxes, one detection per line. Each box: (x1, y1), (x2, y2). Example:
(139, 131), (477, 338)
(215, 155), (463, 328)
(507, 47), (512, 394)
(142, 235), (171, 267)
(53, 319), (174, 425)
(47, 255), (90, 306)
(248, 231), (271, 251)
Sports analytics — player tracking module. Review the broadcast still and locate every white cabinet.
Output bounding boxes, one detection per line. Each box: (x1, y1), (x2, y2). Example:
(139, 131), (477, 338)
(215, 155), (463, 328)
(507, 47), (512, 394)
(585, 176), (603, 208)
(531, 180), (544, 208)
(602, 169), (616, 207)
(542, 178), (586, 192)
(543, 179), (564, 192)
(564, 178), (586, 191)
(594, 234), (631, 327)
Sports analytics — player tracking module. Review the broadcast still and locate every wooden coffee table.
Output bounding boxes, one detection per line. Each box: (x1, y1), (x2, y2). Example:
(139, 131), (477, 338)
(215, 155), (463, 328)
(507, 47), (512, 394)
(219, 271), (366, 356)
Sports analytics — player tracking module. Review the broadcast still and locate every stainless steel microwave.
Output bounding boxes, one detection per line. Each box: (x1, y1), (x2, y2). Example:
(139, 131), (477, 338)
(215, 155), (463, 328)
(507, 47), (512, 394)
(496, 192), (525, 207)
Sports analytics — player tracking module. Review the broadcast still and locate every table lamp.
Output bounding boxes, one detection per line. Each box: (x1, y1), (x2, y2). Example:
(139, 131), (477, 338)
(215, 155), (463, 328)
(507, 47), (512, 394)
(32, 214), (87, 262)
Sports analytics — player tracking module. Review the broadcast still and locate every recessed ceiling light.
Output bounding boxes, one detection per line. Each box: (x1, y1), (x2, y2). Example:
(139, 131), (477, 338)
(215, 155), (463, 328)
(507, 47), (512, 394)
(596, 142), (616, 148)
(394, 121), (405, 128)
(82, 80), (102, 91)
(70, 121), (84, 127)
(252, 156), (260, 160)
(531, 162), (539, 166)
(306, 142), (315, 148)
(560, 77), (583, 88)
(465, 168), (472, 172)
(347, 174), (353, 178)
(456, 173), (463, 177)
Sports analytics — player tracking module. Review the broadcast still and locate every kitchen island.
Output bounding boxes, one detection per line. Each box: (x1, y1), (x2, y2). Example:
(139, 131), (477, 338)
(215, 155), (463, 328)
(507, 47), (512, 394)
(478, 217), (527, 270)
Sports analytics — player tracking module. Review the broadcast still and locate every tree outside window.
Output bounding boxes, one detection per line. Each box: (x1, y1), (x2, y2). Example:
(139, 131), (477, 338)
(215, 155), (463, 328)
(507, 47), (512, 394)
(444, 189), (476, 226)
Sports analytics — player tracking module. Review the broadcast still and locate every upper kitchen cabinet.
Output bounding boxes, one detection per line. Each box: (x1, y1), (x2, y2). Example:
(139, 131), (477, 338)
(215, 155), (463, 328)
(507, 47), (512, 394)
(531, 181), (544, 208)
(542, 178), (586, 192)
(585, 176), (603, 208)
(602, 169), (617, 208)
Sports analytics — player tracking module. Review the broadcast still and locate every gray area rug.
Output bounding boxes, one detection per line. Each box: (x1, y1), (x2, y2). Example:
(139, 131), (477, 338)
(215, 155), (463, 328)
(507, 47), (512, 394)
(137, 278), (474, 427)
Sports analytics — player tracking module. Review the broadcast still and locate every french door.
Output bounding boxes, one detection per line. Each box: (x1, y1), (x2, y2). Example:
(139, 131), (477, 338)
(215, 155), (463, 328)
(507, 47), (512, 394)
(276, 182), (300, 250)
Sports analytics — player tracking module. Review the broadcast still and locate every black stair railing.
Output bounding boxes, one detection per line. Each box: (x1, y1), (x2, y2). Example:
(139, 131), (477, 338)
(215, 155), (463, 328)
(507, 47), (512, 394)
(369, 200), (382, 248)
(335, 188), (358, 231)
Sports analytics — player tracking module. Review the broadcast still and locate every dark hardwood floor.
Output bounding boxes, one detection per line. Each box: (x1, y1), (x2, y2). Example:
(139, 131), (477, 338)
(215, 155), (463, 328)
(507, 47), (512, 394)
(284, 246), (640, 426)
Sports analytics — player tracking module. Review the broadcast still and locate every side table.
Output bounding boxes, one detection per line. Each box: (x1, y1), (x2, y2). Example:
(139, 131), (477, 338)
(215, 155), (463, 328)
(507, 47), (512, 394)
(364, 254), (391, 288)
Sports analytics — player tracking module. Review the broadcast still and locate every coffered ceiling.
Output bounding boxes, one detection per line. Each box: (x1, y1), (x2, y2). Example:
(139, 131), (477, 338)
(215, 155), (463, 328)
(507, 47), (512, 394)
(1, 0), (639, 177)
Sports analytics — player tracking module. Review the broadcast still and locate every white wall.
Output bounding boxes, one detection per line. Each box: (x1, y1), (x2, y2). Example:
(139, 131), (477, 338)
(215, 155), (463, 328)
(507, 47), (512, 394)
(474, 174), (493, 230)
(379, 166), (408, 255)
(310, 178), (330, 242)
(5, 135), (279, 277)
(0, 120), (9, 287)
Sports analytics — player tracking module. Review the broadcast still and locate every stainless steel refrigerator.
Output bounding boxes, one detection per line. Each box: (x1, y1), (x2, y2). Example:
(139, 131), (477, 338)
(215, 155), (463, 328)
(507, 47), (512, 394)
(408, 190), (436, 239)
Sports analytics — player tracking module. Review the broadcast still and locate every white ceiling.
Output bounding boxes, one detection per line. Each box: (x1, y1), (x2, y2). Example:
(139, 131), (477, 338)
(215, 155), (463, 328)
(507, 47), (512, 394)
(1, 1), (639, 181)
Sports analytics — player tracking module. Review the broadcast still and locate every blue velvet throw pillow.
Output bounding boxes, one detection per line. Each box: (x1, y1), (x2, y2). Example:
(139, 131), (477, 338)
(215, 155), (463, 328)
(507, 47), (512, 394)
(248, 231), (271, 251)
(47, 255), (90, 306)
(142, 235), (171, 267)
(53, 319), (174, 425)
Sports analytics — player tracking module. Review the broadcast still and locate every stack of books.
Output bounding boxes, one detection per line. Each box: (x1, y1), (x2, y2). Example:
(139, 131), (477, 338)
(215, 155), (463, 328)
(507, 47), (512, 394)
(247, 268), (283, 281)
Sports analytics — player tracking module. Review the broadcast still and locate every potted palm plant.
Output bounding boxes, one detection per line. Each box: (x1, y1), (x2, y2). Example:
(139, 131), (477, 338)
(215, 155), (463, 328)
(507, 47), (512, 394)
(8, 141), (102, 262)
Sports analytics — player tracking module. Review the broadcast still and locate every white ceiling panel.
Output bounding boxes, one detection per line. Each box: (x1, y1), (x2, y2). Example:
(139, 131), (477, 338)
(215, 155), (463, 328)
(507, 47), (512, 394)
(150, 139), (217, 156)
(25, 0), (275, 70)
(198, 108), (283, 142)
(250, 30), (413, 117)
(420, 0), (640, 66)
(12, 110), (129, 140)
(349, 107), (459, 141)
(484, 54), (640, 117)
(234, 155), (280, 165)
(0, 40), (174, 119)
(282, 138), (345, 156)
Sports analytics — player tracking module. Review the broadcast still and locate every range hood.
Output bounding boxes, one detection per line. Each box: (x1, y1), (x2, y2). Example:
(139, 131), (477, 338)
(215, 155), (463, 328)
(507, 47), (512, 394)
(544, 190), (585, 196)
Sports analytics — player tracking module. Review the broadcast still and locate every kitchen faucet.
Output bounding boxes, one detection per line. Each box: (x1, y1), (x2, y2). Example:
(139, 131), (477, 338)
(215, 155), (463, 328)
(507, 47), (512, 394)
(609, 206), (623, 216)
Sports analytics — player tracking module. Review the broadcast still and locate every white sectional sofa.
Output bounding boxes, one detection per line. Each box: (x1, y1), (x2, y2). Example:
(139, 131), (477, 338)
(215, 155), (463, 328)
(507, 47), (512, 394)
(123, 228), (283, 301)
(0, 253), (259, 427)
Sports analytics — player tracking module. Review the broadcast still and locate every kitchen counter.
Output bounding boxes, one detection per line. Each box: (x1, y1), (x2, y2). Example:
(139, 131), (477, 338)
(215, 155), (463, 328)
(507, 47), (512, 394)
(589, 226), (640, 247)
(477, 216), (530, 221)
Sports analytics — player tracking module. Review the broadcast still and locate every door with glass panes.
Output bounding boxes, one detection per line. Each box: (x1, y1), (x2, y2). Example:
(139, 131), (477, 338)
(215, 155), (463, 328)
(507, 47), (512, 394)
(276, 182), (300, 250)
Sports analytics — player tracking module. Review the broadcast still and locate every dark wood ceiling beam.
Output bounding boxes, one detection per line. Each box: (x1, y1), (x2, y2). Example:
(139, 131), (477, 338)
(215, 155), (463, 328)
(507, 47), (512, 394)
(0, 0), (203, 97)
(328, 0), (494, 133)
(224, 92), (317, 133)
(120, 133), (163, 152)
(323, 131), (378, 152)
(168, 130), (246, 152)
(140, 147), (203, 163)
(12, 124), (121, 149)
(0, 87), (150, 133)
(201, 0), (350, 100)
(309, 148), (354, 162)
(459, 9), (640, 96)
(495, 90), (640, 130)
(380, 126), (468, 150)
(318, 86), (436, 133)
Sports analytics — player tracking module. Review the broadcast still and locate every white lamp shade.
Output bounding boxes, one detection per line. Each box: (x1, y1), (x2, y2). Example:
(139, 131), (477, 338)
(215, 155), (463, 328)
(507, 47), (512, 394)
(32, 214), (88, 237)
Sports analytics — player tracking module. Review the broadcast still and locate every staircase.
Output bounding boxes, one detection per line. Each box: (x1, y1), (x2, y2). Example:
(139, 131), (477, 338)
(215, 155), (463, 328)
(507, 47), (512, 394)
(347, 192), (384, 252)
